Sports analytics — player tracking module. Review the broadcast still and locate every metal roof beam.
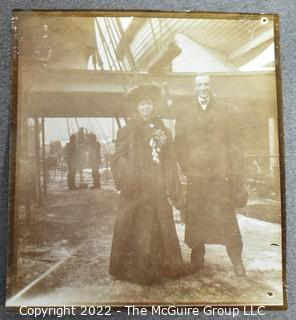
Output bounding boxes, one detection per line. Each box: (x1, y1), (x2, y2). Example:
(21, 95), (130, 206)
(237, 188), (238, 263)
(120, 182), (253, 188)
(228, 28), (274, 62)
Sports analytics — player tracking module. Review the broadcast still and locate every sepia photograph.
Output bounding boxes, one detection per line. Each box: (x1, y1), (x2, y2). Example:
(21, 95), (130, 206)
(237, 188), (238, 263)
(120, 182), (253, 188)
(6, 10), (285, 307)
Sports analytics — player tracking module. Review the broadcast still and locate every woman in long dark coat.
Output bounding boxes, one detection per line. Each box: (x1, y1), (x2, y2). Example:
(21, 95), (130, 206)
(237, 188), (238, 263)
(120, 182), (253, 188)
(109, 84), (191, 285)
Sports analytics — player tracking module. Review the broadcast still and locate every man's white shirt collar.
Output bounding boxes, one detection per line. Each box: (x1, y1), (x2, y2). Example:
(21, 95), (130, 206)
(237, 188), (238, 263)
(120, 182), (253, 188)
(198, 96), (210, 111)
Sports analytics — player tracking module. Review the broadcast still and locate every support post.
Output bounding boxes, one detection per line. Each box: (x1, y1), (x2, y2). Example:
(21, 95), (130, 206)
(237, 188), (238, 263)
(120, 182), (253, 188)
(41, 118), (47, 195)
(34, 117), (42, 206)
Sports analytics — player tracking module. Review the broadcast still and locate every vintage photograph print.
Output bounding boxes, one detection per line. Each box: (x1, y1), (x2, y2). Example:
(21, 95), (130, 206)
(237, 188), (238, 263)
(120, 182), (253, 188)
(6, 10), (285, 307)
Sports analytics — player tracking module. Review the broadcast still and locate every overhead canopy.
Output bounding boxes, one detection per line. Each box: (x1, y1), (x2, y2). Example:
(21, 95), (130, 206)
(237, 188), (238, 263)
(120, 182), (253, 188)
(16, 12), (275, 71)
(118, 16), (274, 70)
(14, 12), (277, 118)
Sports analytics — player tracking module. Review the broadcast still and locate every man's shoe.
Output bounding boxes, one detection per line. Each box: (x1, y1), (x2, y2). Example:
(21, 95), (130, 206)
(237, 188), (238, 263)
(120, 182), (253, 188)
(192, 261), (204, 272)
(184, 262), (199, 275)
(191, 246), (205, 271)
(168, 262), (197, 279)
(69, 186), (78, 190)
(233, 262), (246, 277)
(191, 255), (205, 271)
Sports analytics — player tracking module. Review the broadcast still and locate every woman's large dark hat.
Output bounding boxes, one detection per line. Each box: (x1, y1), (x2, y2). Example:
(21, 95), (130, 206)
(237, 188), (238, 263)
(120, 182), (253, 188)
(124, 83), (162, 103)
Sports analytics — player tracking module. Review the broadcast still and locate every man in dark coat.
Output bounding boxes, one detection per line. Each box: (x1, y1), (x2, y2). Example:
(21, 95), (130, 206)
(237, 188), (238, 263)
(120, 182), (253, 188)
(175, 74), (247, 276)
(89, 134), (101, 189)
(65, 134), (77, 190)
(109, 84), (192, 285)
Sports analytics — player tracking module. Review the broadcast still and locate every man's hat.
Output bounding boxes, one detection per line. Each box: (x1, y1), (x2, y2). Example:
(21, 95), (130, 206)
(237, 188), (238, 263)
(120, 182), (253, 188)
(124, 83), (162, 103)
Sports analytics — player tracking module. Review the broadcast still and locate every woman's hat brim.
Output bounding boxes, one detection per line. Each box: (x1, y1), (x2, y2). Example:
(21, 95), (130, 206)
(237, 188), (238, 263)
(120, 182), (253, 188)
(124, 84), (161, 102)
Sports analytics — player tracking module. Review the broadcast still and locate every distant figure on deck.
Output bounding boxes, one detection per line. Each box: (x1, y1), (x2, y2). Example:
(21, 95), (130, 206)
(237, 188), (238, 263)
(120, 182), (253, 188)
(77, 128), (87, 187)
(89, 134), (101, 189)
(65, 134), (77, 190)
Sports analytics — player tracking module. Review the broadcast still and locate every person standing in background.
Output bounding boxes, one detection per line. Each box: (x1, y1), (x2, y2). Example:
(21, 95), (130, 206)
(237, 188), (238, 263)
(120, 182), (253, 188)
(65, 134), (78, 190)
(89, 134), (101, 189)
